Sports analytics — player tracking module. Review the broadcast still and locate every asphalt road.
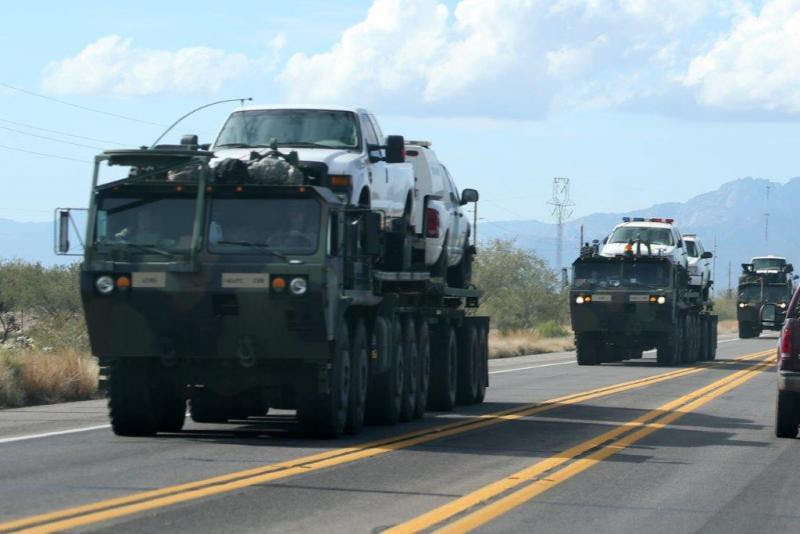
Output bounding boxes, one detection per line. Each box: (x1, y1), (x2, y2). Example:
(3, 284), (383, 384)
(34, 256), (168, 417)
(1, 334), (796, 533)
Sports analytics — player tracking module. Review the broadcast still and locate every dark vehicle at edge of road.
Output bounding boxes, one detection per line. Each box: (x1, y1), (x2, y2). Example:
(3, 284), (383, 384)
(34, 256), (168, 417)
(773, 284), (800, 438)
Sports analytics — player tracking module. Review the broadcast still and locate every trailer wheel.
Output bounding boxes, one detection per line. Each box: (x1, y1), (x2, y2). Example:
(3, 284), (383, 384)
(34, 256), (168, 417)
(708, 316), (718, 360)
(682, 315), (696, 364)
(109, 359), (159, 436)
(474, 326), (488, 404)
(457, 325), (480, 404)
(413, 319), (431, 419)
(191, 389), (229, 423)
(346, 318), (369, 435)
(157, 377), (186, 433)
(657, 320), (683, 366)
(400, 316), (418, 422)
(775, 390), (799, 438)
(738, 321), (756, 339)
(367, 317), (404, 425)
(576, 333), (599, 366)
(447, 245), (473, 289)
(429, 326), (458, 411)
(298, 322), (351, 438)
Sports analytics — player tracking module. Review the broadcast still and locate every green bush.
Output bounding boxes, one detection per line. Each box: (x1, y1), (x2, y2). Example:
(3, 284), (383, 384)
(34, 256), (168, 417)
(535, 320), (570, 338)
(714, 296), (737, 321)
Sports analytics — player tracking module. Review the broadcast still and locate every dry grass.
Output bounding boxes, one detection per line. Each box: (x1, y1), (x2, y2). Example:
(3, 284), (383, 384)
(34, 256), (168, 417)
(718, 319), (738, 335)
(489, 329), (574, 359)
(0, 350), (98, 408)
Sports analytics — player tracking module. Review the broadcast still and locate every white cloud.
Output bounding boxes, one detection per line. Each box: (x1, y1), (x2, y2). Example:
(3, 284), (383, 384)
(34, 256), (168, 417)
(41, 35), (275, 96)
(684, 0), (800, 113)
(275, 0), (731, 117)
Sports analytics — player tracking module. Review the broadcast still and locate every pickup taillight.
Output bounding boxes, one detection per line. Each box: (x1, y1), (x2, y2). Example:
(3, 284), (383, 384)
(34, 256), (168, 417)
(779, 318), (800, 371)
(425, 208), (440, 238)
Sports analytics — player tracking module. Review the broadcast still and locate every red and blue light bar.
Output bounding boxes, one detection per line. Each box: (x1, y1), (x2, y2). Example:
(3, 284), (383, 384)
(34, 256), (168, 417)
(622, 217), (674, 224)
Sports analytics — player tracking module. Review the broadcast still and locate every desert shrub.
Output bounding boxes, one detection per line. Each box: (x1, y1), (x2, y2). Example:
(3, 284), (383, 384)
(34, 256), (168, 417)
(535, 320), (570, 339)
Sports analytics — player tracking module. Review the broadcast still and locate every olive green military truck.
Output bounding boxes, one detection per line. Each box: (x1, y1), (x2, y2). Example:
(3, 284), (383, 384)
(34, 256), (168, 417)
(570, 231), (717, 366)
(56, 142), (488, 438)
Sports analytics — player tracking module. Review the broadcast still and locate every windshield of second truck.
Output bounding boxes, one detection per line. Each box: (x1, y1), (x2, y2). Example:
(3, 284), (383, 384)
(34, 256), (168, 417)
(739, 284), (791, 303)
(94, 196), (195, 253)
(573, 262), (670, 289)
(752, 258), (786, 270)
(609, 226), (674, 246)
(215, 110), (360, 149)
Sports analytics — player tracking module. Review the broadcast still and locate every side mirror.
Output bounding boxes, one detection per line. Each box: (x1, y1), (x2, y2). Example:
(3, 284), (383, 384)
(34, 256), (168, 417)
(760, 303), (777, 328)
(57, 209), (70, 254)
(677, 239), (683, 247)
(794, 275), (799, 281)
(602, 236), (608, 245)
(181, 134), (198, 149)
(384, 135), (405, 164)
(701, 251), (713, 259)
(460, 188), (479, 204)
(199, 143), (211, 151)
(787, 264), (794, 273)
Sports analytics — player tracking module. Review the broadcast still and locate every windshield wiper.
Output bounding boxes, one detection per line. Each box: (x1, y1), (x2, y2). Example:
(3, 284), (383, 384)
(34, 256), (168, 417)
(277, 141), (338, 149)
(215, 143), (272, 149)
(101, 243), (174, 257)
(216, 241), (288, 261)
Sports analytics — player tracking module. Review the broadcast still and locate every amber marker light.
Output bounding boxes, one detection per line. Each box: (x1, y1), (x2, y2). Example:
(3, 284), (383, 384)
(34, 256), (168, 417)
(116, 276), (131, 289)
(175, 185), (183, 192)
(330, 175), (351, 187)
(235, 185), (244, 193)
(206, 186), (214, 193)
(271, 277), (286, 292)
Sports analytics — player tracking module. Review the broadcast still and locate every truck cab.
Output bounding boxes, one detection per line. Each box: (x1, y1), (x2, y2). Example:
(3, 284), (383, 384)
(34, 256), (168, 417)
(211, 105), (415, 228)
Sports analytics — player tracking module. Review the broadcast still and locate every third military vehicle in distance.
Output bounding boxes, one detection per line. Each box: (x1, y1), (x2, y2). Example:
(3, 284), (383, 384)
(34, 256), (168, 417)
(737, 255), (796, 338)
(570, 217), (716, 366)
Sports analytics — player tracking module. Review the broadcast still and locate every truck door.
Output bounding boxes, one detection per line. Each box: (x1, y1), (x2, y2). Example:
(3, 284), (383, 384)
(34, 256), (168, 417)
(359, 113), (388, 217)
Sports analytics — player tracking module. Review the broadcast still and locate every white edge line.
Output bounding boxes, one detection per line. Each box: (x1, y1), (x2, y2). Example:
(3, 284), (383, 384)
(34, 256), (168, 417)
(0, 424), (110, 444)
(490, 361), (574, 374)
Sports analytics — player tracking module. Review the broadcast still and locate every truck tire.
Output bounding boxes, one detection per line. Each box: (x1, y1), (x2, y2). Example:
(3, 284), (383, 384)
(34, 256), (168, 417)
(430, 233), (449, 279)
(297, 322), (351, 438)
(576, 333), (599, 366)
(474, 326), (488, 404)
(657, 322), (683, 366)
(775, 390), (799, 438)
(400, 316), (418, 422)
(429, 326), (458, 411)
(738, 321), (755, 339)
(191, 389), (229, 423)
(413, 318), (431, 419)
(708, 316), (718, 361)
(346, 318), (369, 435)
(447, 245), (473, 289)
(682, 315), (696, 364)
(109, 359), (159, 437)
(157, 377), (186, 433)
(367, 317), (404, 425)
(457, 325), (480, 404)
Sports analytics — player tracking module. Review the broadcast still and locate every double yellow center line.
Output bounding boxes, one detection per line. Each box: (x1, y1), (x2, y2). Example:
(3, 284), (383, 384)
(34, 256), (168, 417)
(0, 350), (772, 533)
(388, 352), (774, 533)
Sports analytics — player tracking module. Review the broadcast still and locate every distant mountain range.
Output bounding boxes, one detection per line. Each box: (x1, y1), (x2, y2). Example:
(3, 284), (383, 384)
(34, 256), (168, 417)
(478, 177), (800, 292)
(0, 177), (796, 291)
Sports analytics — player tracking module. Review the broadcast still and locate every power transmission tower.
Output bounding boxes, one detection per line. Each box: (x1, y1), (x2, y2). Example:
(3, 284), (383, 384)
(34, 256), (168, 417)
(548, 177), (574, 271)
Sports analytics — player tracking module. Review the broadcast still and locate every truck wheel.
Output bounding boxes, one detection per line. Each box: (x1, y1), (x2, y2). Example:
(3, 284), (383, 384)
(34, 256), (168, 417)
(447, 246), (473, 289)
(346, 319), (369, 435)
(413, 319), (431, 418)
(474, 326), (488, 404)
(367, 317), (404, 425)
(708, 317), (718, 360)
(656, 323), (682, 366)
(738, 321), (755, 339)
(400, 316), (418, 422)
(191, 389), (229, 423)
(429, 326), (458, 411)
(430, 234), (449, 279)
(157, 377), (186, 433)
(109, 359), (159, 437)
(576, 333), (599, 366)
(683, 315), (696, 364)
(457, 325), (480, 404)
(298, 322), (351, 438)
(775, 390), (799, 438)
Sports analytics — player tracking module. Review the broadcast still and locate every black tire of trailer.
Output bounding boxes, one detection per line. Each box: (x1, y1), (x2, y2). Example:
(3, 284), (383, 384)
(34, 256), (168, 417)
(682, 314), (696, 364)
(429, 325), (458, 411)
(475, 325), (488, 404)
(346, 318), (369, 435)
(447, 245), (473, 289)
(775, 390), (800, 438)
(366, 317), (405, 425)
(576, 333), (599, 366)
(109, 359), (159, 437)
(656, 318), (683, 366)
(158, 376), (186, 433)
(400, 316), (418, 422)
(708, 315), (718, 360)
(413, 318), (431, 419)
(738, 321), (757, 339)
(431, 233), (449, 279)
(191, 389), (230, 423)
(457, 324), (480, 404)
(297, 322), (351, 438)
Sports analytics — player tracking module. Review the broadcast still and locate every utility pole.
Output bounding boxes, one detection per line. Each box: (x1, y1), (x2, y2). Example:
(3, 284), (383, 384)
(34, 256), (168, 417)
(765, 184), (771, 249)
(548, 177), (574, 271)
(727, 261), (732, 298)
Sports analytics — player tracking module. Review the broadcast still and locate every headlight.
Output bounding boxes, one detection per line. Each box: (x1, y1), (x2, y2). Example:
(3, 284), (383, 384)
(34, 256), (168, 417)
(576, 296), (585, 304)
(738, 302), (747, 308)
(779, 302), (787, 309)
(95, 275), (114, 295)
(289, 277), (307, 296)
(657, 296), (666, 305)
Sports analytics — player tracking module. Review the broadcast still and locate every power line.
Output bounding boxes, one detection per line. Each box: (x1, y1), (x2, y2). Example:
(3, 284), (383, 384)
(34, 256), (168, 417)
(1, 82), (166, 127)
(0, 117), (128, 146)
(0, 143), (90, 163)
(0, 125), (104, 150)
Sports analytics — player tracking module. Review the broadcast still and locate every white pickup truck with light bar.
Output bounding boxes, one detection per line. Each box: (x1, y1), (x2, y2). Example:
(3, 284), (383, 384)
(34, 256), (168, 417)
(600, 217), (688, 269)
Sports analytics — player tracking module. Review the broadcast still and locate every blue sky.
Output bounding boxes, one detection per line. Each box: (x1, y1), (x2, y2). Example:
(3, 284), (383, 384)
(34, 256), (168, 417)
(2, 0), (799, 229)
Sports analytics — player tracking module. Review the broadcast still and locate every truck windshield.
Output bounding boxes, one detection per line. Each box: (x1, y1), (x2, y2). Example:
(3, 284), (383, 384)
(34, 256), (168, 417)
(573, 262), (670, 289)
(608, 226), (674, 246)
(215, 110), (359, 150)
(208, 197), (321, 255)
(684, 240), (698, 257)
(94, 196), (195, 253)
(739, 284), (791, 303)
(752, 258), (786, 270)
